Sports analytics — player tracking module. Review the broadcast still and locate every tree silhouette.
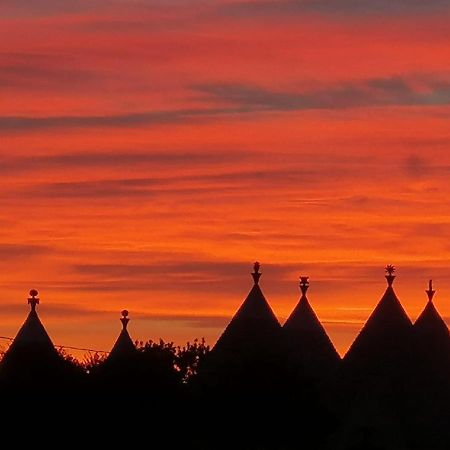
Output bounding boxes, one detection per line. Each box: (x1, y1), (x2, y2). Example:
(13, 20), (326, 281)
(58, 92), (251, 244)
(81, 351), (108, 374)
(175, 338), (210, 383)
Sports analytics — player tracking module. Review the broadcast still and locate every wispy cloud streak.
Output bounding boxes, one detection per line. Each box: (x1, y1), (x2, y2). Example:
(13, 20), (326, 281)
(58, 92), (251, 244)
(2, 76), (449, 131)
(222, 0), (450, 18)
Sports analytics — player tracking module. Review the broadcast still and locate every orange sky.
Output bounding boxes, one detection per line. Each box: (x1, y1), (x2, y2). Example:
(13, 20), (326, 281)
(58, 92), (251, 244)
(1, 0), (449, 357)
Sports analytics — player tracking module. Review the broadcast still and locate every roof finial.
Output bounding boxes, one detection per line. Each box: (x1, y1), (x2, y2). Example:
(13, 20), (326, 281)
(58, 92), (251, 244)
(28, 289), (39, 311)
(385, 265), (396, 287)
(299, 276), (310, 296)
(120, 309), (130, 330)
(426, 280), (435, 303)
(252, 261), (261, 284)
(120, 310), (130, 330)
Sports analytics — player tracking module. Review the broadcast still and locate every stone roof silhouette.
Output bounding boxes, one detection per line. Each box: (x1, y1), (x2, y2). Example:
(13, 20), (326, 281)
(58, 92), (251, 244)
(212, 262), (281, 354)
(283, 276), (340, 375)
(344, 266), (413, 368)
(0, 290), (64, 382)
(414, 281), (450, 372)
(106, 310), (136, 363)
(415, 280), (449, 339)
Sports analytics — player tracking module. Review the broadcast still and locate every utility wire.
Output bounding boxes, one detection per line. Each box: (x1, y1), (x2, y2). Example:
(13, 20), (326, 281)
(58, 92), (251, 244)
(0, 335), (109, 354)
(56, 345), (109, 354)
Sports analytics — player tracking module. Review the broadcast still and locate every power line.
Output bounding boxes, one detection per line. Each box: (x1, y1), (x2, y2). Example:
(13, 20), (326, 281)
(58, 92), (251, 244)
(0, 335), (109, 354)
(56, 345), (109, 354)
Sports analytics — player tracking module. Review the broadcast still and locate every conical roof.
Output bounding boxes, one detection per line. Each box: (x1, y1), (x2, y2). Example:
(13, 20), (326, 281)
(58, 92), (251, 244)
(0, 290), (64, 382)
(344, 266), (413, 367)
(212, 262), (281, 354)
(415, 281), (449, 340)
(106, 310), (136, 363)
(283, 277), (340, 373)
(414, 281), (450, 371)
(415, 301), (448, 335)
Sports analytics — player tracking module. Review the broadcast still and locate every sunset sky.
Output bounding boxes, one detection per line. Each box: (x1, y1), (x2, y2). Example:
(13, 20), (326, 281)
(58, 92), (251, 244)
(1, 0), (449, 357)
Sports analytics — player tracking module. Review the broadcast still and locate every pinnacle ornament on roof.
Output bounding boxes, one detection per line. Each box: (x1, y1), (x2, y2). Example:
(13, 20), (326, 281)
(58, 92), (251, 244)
(252, 261), (262, 284)
(385, 265), (396, 287)
(28, 289), (39, 311)
(299, 276), (310, 296)
(426, 280), (436, 303)
(120, 310), (130, 330)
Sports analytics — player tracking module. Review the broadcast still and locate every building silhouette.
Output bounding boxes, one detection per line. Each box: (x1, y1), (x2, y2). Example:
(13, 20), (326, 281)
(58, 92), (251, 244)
(414, 280), (450, 372)
(0, 264), (448, 449)
(335, 267), (418, 450)
(283, 276), (340, 380)
(199, 262), (282, 394)
(213, 261), (281, 354)
(343, 265), (414, 373)
(411, 281), (450, 449)
(0, 290), (75, 389)
(92, 309), (139, 392)
(105, 309), (136, 364)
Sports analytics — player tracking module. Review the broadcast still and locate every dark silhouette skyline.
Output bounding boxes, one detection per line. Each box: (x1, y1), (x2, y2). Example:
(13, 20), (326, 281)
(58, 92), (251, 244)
(0, 264), (448, 449)
(1, 264), (448, 372)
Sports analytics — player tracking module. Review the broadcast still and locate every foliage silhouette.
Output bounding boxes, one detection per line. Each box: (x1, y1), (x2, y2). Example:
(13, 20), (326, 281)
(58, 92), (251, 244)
(0, 270), (448, 450)
(175, 338), (210, 383)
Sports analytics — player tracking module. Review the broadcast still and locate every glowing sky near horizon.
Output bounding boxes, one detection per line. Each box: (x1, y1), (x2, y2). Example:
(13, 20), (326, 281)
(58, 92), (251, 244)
(1, 0), (450, 357)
